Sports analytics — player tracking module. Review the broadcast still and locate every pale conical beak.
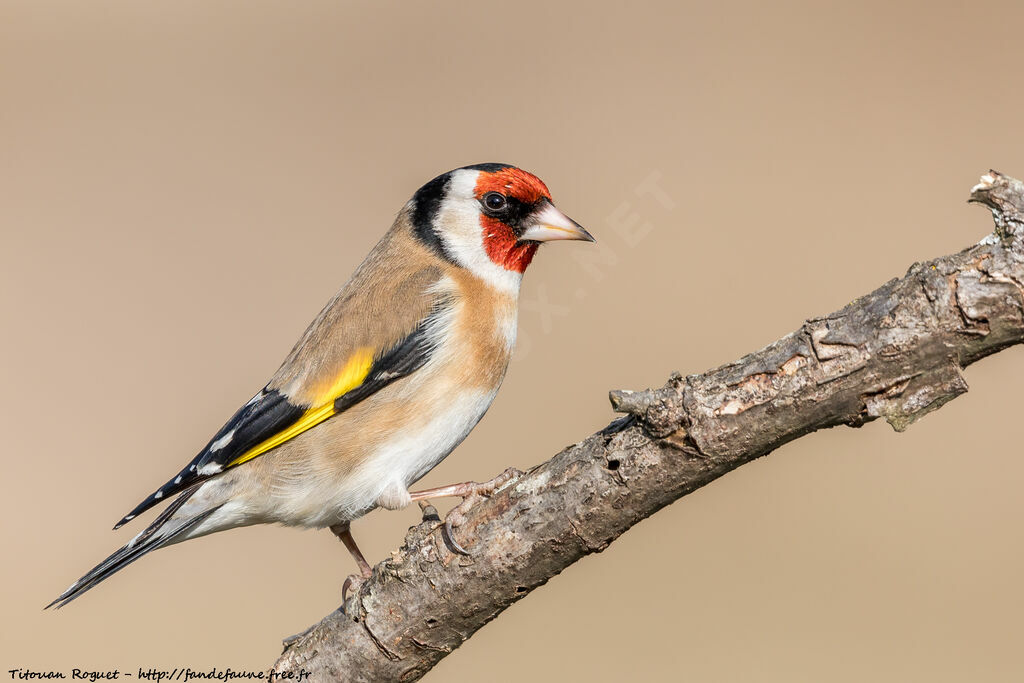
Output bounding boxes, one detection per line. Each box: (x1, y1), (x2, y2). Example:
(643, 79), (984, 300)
(518, 201), (595, 243)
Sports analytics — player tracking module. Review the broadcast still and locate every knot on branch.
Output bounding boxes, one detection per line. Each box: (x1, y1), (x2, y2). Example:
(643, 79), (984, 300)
(609, 372), (687, 438)
(969, 170), (1024, 244)
(860, 365), (968, 432)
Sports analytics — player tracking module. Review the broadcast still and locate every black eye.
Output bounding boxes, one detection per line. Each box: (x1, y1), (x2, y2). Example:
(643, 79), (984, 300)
(482, 192), (507, 212)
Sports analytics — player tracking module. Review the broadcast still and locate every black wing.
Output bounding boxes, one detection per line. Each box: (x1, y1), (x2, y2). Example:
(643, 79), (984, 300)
(113, 300), (448, 529)
(112, 388), (304, 528)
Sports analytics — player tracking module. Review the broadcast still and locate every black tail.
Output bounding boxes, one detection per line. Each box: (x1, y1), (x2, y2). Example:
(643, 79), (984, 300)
(47, 486), (218, 608)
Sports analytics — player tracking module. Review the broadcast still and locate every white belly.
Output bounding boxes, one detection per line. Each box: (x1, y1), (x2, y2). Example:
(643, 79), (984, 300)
(352, 386), (497, 514)
(263, 384), (499, 528)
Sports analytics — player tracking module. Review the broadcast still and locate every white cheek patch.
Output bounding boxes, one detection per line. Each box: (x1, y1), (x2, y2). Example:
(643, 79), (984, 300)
(436, 170), (523, 295)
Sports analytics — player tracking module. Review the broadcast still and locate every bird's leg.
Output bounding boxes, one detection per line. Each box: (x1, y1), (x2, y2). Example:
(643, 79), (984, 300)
(408, 467), (522, 555)
(284, 525), (372, 642)
(330, 522), (372, 606)
(332, 523), (373, 578)
(408, 466), (521, 501)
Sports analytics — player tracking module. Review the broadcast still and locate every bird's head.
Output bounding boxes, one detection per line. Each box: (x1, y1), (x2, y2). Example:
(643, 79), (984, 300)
(410, 163), (594, 292)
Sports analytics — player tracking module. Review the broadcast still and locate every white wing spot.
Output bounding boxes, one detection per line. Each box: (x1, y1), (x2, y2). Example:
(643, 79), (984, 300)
(154, 491), (163, 499)
(174, 475), (182, 484)
(210, 429), (235, 452)
(198, 462), (223, 476)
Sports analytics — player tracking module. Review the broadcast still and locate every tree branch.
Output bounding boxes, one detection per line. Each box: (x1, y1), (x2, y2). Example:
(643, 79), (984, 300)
(272, 171), (1024, 682)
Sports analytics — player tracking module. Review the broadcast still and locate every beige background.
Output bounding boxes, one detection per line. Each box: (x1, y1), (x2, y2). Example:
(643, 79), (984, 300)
(3, 1), (1023, 680)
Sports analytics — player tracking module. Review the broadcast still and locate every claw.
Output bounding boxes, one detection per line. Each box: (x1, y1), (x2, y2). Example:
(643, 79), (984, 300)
(442, 517), (471, 556)
(341, 575), (356, 603)
(340, 572), (366, 615)
(409, 467), (524, 557)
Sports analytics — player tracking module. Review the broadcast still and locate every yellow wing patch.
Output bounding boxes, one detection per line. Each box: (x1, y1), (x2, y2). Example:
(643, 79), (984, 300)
(227, 347), (375, 467)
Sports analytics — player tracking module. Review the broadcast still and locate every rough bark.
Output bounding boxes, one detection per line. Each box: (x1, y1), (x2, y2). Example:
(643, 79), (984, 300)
(272, 171), (1024, 682)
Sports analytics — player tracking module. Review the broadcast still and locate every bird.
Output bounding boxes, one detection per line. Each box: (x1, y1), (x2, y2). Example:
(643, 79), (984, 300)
(48, 162), (594, 608)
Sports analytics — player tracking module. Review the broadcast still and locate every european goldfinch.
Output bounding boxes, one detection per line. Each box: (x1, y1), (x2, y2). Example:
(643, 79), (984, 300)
(49, 163), (593, 607)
